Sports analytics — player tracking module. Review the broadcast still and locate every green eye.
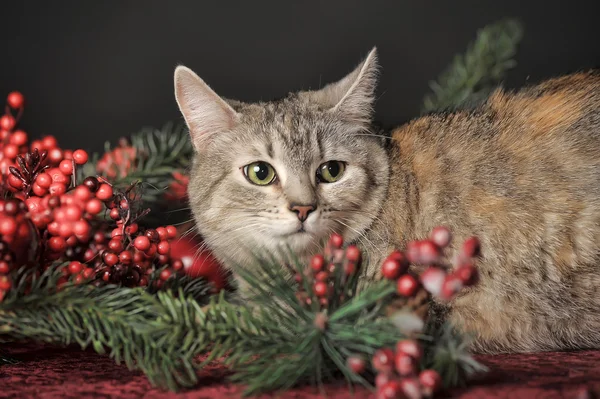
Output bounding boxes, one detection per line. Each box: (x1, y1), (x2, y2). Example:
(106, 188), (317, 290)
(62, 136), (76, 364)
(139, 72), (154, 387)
(243, 161), (277, 185)
(317, 161), (346, 183)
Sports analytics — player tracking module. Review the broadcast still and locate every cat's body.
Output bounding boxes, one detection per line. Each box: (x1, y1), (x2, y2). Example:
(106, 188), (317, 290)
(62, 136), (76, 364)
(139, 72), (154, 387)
(174, 48), (600, 354)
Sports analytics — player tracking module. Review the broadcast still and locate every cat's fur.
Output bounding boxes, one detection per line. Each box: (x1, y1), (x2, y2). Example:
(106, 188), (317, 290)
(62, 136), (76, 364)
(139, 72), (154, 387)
(174, 47), (600, 354)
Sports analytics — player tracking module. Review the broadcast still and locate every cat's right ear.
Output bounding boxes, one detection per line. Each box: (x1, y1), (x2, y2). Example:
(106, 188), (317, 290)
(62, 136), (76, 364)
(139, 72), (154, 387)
(174, 66), (239, 151)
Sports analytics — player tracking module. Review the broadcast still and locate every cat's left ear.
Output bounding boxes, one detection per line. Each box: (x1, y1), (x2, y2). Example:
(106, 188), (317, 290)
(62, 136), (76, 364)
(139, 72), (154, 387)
(303, 47), (379, 124)
(174, 66), (240, 151)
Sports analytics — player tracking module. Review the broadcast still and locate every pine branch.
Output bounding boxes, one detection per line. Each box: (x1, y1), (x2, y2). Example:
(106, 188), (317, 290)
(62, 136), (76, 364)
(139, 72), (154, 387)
(0, 264), (250, 391)
(422, 18), (523, 113)
(80, 122), (194, 224)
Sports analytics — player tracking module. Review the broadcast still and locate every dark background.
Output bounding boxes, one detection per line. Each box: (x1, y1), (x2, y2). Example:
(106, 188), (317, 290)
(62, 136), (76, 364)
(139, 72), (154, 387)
(1, 0), (599, 153)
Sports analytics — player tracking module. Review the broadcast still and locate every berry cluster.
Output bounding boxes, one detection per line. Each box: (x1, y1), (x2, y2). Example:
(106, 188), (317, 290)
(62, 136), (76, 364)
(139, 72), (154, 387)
(381, 227), (480, 301)
(295, 233), (360, 309)
(370, 339), (442, 399)
(0, 92), (192, 299)
(96, 137), (137, 179)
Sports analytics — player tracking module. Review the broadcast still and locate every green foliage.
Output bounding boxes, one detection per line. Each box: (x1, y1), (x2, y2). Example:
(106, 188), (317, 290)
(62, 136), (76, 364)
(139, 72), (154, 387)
(0, 255), (484, 395)
(422, 18), (524, 113)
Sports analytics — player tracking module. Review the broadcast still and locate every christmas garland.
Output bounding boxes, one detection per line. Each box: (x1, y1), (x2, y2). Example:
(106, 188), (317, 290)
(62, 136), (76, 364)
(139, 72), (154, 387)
(0, 18), (522, 399)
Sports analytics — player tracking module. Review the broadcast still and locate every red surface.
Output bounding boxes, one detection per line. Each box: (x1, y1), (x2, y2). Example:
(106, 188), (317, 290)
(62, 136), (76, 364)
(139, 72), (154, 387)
(0, 342), (596, 398)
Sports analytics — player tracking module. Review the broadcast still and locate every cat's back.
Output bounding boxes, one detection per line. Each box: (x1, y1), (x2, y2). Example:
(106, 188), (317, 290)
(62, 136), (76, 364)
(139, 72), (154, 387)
(390, 70), (600, 217)
(382, 71), (600, 353)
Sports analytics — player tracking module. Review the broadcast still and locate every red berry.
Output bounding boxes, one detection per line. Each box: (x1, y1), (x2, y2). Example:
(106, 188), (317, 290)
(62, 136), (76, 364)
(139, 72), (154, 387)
(119, 199), (129, 210)
(165, 225), (177, 239)
(47, 148), (63, 164)
(345, 245), (361, 263)
(462, 236), (481, 258)
(419, 369), (442, 396)
(36, 173), (52, 189)
(96, 184), (113, 201)
(420, 266), (446, 297)
(172, 259), (183, 271)
(375, 373), (392, 388)
(395, 352), (417, 376)
(160, 268), (172, 281)
(31, 183), (45, 196)
(119, 250), (133, 265)
(7, 91), (24, 109)
(405, 241), (421, 264)
(346, 356), (366, 374)
(42, 135), (57, 149)
(377, 381), (402, 399)
(59, 159), (74, 175)
(49, 182), (67, 196)
(397, 274), (419, 297)
(73, 186), (91, 201)
(396, 339), (422, 360)
(315, 271), (329, 282)
(125, 223), (138, 234)
(310, 254), (325, 272)
(344, 262), (356, 275)
(0, 115), (15, 131)
(154, 227), (167, 241)
(9, 129), (27, 145)
(103, 252), (118, 266)
(133, 236), (151, 251)
(157, 241), (170, 255)
(109, 208), (120, 220)
(440, 274), (463, 300)
(85, 198), (103, 215)
(3, 144), (18, 159)
(430, 226), (452, 248)
(399, 378), (421, 399)
(0, 218), (17, 236)
(3, 200), (20, 216)
(329, 233), (343, 249)
(57, 222), (73, 238)
(7, 174), (23, 189)
(111, 228), (124, 238)
(82, 176), (99, 192)
(313, 281), (328, 297)
(72, 149), (89, 165)
(418, 240), (441, 265)
(0, 276), (11, 291)
(48, 236), (67, 252)
(68, 261), (83, 275)
(82, 267), (95, 279)
(145, 244), (157, 257)
(73, 220), (90, 236)
(372, 348), (395, 374)
(455, 264), (478, 286)
(381, 258), (405, 280)
(0, 261), (10, 274)
(64, 205), (82, 221)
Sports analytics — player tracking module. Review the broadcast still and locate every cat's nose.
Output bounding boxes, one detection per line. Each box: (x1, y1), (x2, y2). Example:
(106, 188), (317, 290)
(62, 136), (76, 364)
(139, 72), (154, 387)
(289, 204), (316, 222)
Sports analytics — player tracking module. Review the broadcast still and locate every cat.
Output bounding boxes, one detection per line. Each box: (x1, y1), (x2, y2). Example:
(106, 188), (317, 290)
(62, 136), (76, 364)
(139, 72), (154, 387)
(174, 47), (600, 354)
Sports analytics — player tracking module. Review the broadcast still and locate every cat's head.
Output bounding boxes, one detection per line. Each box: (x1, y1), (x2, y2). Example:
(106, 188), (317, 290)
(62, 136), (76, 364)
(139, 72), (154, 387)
(174, 48), (389, 270)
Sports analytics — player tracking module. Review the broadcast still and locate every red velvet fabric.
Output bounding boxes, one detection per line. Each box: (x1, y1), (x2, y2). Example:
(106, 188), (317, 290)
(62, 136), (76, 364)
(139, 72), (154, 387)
(1, 342), (596, 398)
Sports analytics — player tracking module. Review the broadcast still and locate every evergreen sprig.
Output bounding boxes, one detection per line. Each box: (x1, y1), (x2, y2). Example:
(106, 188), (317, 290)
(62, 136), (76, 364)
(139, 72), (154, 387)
(422, 18), (523, 113)
(0, 253), (484, 395)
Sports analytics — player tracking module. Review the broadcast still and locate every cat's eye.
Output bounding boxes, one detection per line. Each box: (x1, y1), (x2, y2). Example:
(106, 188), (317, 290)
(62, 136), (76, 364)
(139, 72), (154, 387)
(317, 161), (346, 183)
(243, 161), (277, 186)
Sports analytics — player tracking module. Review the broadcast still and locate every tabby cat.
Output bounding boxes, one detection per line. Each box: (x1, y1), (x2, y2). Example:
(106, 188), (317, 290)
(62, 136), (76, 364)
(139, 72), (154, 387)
(174, 47), (600, 354)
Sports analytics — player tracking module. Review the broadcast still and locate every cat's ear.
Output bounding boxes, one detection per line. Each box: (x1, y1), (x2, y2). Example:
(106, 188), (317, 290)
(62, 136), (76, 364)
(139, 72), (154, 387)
(174, 66), (240, 150)
(304, 47), (379, 124)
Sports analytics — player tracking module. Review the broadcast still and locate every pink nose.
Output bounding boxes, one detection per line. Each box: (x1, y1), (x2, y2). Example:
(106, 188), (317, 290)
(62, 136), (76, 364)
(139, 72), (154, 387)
(290, 204), (315, 222)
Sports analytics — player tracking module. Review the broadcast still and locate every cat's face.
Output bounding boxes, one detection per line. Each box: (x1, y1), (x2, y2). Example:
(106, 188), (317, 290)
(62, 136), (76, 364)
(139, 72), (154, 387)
(174, 48), (389, 270)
